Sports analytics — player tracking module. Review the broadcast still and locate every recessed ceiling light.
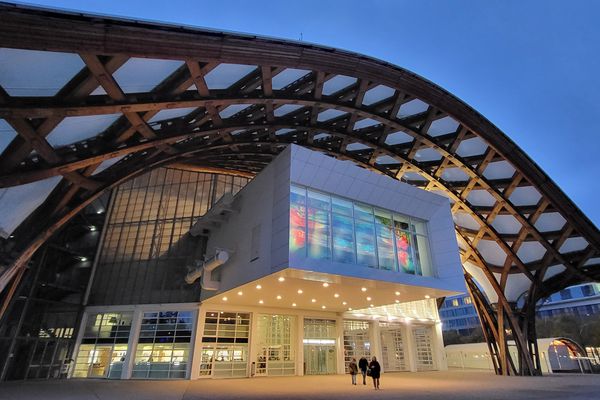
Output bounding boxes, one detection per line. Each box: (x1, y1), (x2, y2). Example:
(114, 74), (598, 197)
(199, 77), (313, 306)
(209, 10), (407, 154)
(292, 303), (297, 307)
(259, 300), (264, 304)
(311, 299), (317, 303)
(425, 295), (431, 299)
(395, 291), (400, 296)
(334, 293), (340, 298)
(276, 295), (282, 300)
(395, 299), (400, 303)
(256, 285), (262, 289)
(297, 289), (303, 294)
(222, 296), (228, 301)
(366, 297), (372, 301)
(323, 283), (329, 287)
(342, 301), (347, 305)
(370, 304), (374, 308)
(348, 307), (353, 311)
(361, 287), (367, 292)
(237, 291), (243, 296)
(278, 277), (285, 282)
(321, 305), (326, 309)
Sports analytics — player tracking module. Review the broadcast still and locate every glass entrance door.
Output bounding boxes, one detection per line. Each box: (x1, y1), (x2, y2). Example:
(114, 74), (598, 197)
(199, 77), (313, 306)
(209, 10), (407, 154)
(303, 344), (337, 375)
(88, 345), (113, 378)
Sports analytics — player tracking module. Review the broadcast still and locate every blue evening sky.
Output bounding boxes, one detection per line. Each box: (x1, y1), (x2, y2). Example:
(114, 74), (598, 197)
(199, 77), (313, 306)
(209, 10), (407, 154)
(19, 0), (600, 226)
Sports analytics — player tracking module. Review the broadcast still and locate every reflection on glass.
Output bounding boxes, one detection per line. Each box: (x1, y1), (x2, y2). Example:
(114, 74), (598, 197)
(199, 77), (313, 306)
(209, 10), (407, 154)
(355, 219), (377, 267)
(332, 214), (355, 263)
(375, 212), (395, 271)
(290, 187), (306, 255)
(394, 229), (414, 274)
(289, 184), (432, 276)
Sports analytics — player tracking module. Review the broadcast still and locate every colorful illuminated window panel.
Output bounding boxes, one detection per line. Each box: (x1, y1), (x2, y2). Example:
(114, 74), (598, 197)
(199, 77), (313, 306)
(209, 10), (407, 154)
(289, 186), (306, 255)
(355, 219), (377, 267)
(332, 214), (355, 264)
(307, 191), (331, 260)
(394, 228), (414, 274)
(375, 212), (395, 271)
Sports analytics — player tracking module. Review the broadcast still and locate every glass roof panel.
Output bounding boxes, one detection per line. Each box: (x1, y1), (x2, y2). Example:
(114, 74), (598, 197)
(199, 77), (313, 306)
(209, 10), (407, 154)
(427, 116), (459, 137)
(46, 114), (121, 148)
(584, 257), (600, 266)
(0, 176), (62, 238)
(397, 99), (428, 118)
(0, 119), (17, 153)
(93, 58), (183, 94)
(322, 75), (357, 95)
(441, 167), (470, 182)
(148, 107), (198, 123)
(508, 186), (542, 206)
(455, 137), (488, 157)
(534, 212), (566, 232)
(353, 118), (380, 130)
(204, 63), (257, 89)
(0, 48), (84, 96)
(272, 68), (311, 90)
(219, 104), (251, 118)
(414, 147), (442, 162)
(517, 241), (546, 263)
(317, 109), (347, 122)
(491, 214), (522, 234)
(466, 189), (497, 207)
(385, 131), (413, 145)
(477, 240), (507, 266)
(274, 104), (304, 117)
(559, 237), (588, 253)
(483, 161), (516, 180)
(362, 85), (395, 106)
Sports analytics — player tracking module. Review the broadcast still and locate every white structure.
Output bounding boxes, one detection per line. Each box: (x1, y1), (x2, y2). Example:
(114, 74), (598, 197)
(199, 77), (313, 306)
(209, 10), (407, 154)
(72, 145), (464, 379)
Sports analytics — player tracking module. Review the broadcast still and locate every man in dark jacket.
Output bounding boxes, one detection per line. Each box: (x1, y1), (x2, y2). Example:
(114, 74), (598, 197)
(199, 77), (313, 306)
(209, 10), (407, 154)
(358, 356), (369, 385)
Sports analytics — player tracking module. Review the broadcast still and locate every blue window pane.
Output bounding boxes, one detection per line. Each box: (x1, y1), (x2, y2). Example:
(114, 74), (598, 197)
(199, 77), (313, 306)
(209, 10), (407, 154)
(355, 219), (377, 267)
(308, 207), (330, 260)
(332, 214), (355, 263)
(354, 204), (373, 221)
(332, 197), (353, 216)
(290, 187), (306, 256)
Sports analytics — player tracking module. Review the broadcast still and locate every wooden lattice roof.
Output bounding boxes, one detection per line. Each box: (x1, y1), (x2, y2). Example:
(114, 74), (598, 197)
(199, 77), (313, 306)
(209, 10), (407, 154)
(0, 3), (598, 301)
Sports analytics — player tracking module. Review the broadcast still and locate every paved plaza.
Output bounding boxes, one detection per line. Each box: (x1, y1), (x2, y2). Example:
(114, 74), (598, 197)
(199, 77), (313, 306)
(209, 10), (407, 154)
(1, 370), (599, 400)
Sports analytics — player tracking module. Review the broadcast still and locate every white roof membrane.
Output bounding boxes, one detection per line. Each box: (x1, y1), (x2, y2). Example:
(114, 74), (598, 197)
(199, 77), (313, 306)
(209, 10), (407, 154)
(148, 107), (198, 124)
(0, 119), (17, 154)
(204, 63), (257, 89)
(92, 58), (183, 95)
(508, 186), (542, 206)
(455, 137), (488, 157)
(272, 68), (311, 90)
(385, 131), (413, 145)
(427, 116), (459, 137)
(0, 48), (84, 97)
(0, 176), (62, 238)
(45, 114), (121, 148)
(362, 84), (395, 106)
(322, 75), (357, 95)
(516, 241), (547, 263)
(397, 99), (428, 118)
(483, 161), (516, 180)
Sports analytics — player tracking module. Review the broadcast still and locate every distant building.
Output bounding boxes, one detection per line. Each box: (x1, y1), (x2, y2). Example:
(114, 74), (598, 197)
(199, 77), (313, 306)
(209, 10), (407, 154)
(440, 283), (600, 334)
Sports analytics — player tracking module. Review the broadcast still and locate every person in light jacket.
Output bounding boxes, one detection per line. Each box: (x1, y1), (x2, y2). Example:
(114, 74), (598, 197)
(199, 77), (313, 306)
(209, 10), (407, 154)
(369, 356), (381, 390)
(348, 358), (358, 385)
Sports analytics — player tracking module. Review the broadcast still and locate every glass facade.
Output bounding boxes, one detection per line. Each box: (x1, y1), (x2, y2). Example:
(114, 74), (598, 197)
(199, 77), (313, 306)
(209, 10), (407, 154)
(290, 184), (433, 276)
(73, 312), (133, 379)
(132, 311), (194, 379)
(255, 315), (296, 376)
(199, 312), (250, 378)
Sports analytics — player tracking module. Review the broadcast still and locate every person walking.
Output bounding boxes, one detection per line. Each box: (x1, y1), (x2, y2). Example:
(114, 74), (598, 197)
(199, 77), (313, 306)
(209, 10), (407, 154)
(348, 358), (358, 385)
(358, 356), (369, 385)
(369, 356), (381, 390)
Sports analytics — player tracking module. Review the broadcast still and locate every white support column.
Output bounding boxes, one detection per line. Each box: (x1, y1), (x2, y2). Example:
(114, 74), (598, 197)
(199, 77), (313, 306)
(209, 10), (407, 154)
(432, 322), (447, 370)
(296, 313), (304, 376)
(121, 308), (143, 379)
(248, 311), (259, 378)
(335, 315), (345, 374)
(190, 304), (206, 379)
(370, 320), (382, 370)
(403, 322), (418, 372)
